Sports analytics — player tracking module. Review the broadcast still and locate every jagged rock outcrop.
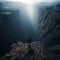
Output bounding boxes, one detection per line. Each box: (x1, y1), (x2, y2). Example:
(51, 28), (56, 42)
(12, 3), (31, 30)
(0, 41), (48, 60)
(38, 3), (60, 54)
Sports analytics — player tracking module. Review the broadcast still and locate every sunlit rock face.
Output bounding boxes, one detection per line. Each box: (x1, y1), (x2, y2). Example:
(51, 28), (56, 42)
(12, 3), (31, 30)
(0, 41), (48, 60)
(38, 2), (60, 54)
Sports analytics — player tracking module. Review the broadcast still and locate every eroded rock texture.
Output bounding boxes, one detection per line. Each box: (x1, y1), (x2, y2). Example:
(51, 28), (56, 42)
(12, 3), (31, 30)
(0, 41), (48, 60)
(38, 3), (60, 54)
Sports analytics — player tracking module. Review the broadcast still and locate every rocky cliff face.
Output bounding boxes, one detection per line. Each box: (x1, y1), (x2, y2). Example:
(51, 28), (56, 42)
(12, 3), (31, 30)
(0, 2), (60, 60)
(38, 3), (60, 54)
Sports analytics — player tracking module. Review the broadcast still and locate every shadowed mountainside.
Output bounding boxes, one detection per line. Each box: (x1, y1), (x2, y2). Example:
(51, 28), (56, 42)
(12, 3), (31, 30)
(0, 1), (60, 59)
(38, 2), (60, 54)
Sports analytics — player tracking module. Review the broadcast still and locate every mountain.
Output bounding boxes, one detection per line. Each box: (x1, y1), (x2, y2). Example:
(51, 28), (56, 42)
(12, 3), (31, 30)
(37, 2), (60, 54)
(0, 1), (60, 58)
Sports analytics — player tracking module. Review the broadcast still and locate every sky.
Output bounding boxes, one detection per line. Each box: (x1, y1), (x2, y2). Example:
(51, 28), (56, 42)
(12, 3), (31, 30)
(0, 0), (60, 3)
